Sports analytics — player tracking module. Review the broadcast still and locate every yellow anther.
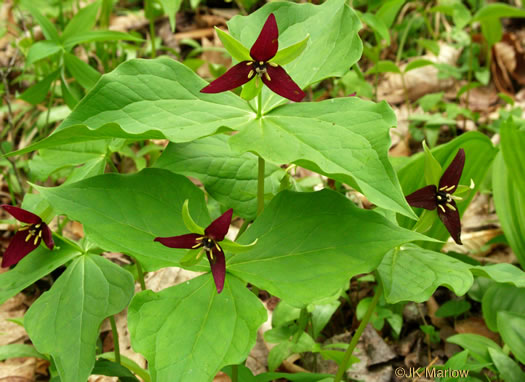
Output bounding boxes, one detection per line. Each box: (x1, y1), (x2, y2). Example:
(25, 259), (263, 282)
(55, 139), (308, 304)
(18, 225), (30, 231)
(34, 235), (39, 245)
(438, 204), (446, 213)
(38, 230), (42, 237)
(269, 62), (278, 67)
(265, 72), (271, 81)
(439, 186), (448, 191)
(445, 185), (455, 192)
(35, 223), (41, 228)
(246, 62), (253, 66)
(248, 70), (254, 79)
(451, 195), (463, 201)
(446, 203), (456, 211)
(259, 61), (263, 65)
(25, 232), (33, 242)
(215, 243), (221, 251)
(437, 195), (442, 200)
(191, 243), (201, 249)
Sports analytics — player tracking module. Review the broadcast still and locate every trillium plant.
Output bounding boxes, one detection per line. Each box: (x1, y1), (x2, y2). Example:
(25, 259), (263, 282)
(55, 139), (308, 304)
(1, 1), (520, 382)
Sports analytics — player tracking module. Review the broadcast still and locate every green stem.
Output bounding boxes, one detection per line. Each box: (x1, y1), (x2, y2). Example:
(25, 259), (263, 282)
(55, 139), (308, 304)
(149, 10), (157, 59)
(293, 308), (309, 343)
(136, 259), (147, 291)
(109, 315), (121, 365)
(57, 216), (69, 235)
(231, 365), (239, 382)
(333, 278), (383, 382)
(257, 156), (265, 216)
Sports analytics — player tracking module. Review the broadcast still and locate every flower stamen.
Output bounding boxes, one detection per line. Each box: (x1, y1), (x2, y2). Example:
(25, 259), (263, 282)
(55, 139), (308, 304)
(446, 203), (456, 211)
(438, 204), (446, 213)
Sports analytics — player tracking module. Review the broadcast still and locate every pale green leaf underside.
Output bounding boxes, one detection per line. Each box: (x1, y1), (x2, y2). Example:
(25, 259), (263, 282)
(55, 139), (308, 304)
(229, 190), (433, 307)
(379, 244), (473, 304)
(128, 274), (267, 382)
(25, 254), (134, 382)
(230, 97), (415, 218)
(36, 168), (211, 271)
(155, 135), (285, 219)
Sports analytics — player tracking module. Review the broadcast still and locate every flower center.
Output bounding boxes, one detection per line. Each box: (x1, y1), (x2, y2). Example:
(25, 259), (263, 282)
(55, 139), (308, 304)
(201, 237), (215, 251)
(247, 61), (278, 82)
(436, 189), (456, 213)
(19, 223), (43, 246)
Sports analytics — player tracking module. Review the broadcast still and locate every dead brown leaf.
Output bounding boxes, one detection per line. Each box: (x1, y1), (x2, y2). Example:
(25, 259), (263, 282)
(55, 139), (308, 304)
(455, 317), (500, 344)
(0, 358), (36, 380)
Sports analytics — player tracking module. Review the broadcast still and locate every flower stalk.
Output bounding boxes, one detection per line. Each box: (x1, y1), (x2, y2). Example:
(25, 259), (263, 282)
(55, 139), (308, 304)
(257, 156), (265, 216)
(334, 274), (383, 382)
(109, 315), (121, 365)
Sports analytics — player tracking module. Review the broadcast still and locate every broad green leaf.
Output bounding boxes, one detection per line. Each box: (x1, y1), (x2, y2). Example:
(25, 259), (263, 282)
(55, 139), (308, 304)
(128, 274), (267, 382)
(497, 311), (525, 365)
(271, 35), (310, 66)
(29, 141), (108, 182)
(229, 190), (433, 307)
(63, 31), (143, 50)
(365, 60), (401, 75)
(64, 52), (101, 90)
(378, 245), (473, 304)
(20, 0), (60, 42)
(375, 0), (405, 28)
(27, 40), (62, 65)
(480, 18), (502, 46)
(404, 59), (434, 73)
(447, 333), (501, 365)
(500, 121), (525, 197)
(488, 347), (525, 382)
(159, 0), (183, 32)
(472, 3), (525, 21)
(8, 58), (252, 156)
(435, 299), (471, 318)
(19, 70), (59, 105)
(0, 344), (48, 361)
(62, 1), (101, 42)
(358, 12), (390, 44)
(482, 283), (525, 331)
(25, 254), (134, 382)
(36, 168), (210, 271)
(228, 0), (362, 110)
(470, 264), (525, 288)
(493, 152), (525, 268)
(230, 97), (416, 218)
(397, 132), (497, 249)
(154, 135), (285, 219)
(215, 27), (251, 62)
(0, 236), (82, 305)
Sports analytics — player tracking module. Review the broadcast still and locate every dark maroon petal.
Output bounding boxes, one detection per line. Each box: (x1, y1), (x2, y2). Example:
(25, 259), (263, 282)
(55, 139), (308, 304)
(1, 205), (41, 224)
(439, 148), (465, 192)
(1, 230), (40, 268)
(250, 13), (279, 62)
(41, 224), (54, 250)
(405, 185), (437, 210)
(263, 65), (305, 102)
(200, 61), (253, 94)
(207, 246), (226, 294)
(437, 200), (462, 245)
(205, 209), (233, 241)
(154, 233), (201, 249)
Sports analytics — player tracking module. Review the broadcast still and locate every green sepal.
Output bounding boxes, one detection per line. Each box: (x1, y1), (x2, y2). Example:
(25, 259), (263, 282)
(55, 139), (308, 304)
(240, 78), (260, 101)
(182, 199), (205, 235)
(220, 238), (258, 253)
(423, 140), (442, 186)
(180, 248), (205, 267)
(412, 209), (437, 234)
(215, 27), (251, 62)
(271, 35), (310, 66)
(454, 180), (475, 196)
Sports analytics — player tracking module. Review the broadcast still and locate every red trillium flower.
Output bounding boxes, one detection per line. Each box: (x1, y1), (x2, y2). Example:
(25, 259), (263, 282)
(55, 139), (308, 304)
(1, 205), (54, 268)
(200, 14), (305, 102)
(405, 149), (465, 245)
(154, 209), (233, 293)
